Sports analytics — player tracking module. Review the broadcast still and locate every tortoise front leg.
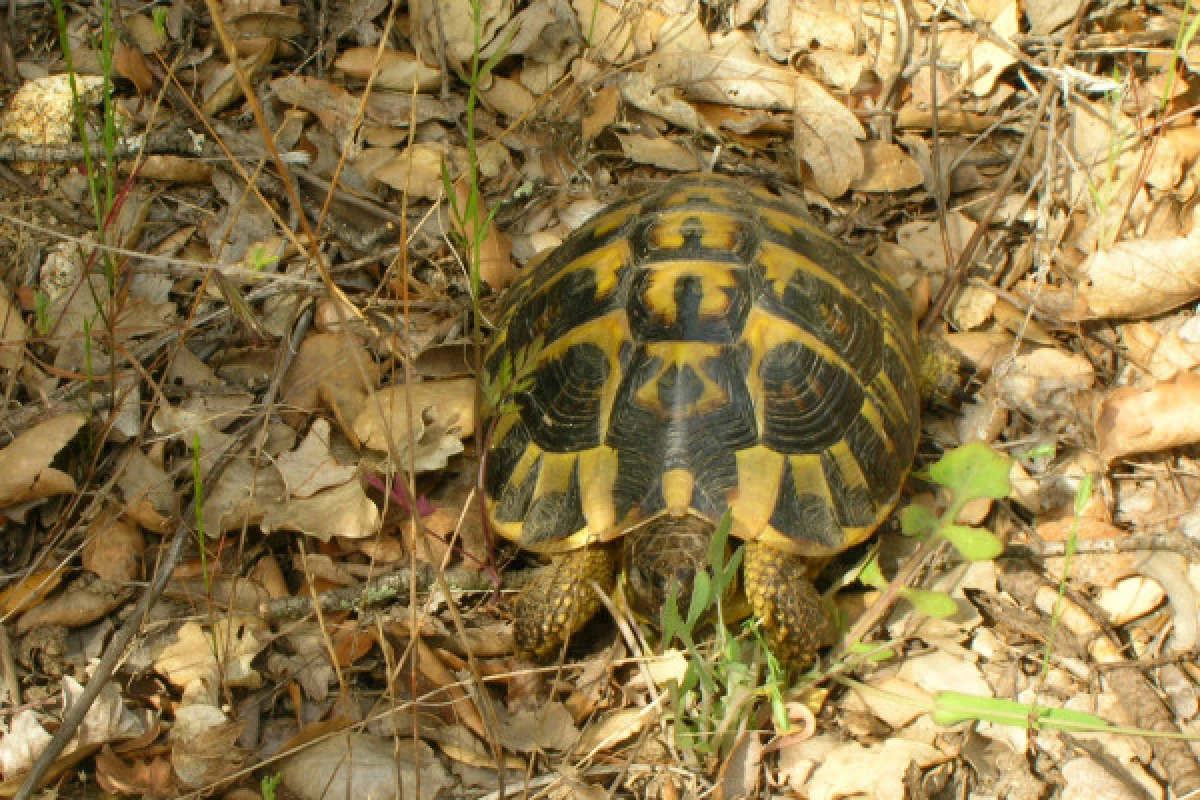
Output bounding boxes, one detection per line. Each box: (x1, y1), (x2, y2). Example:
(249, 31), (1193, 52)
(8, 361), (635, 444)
(515, 544), (618, 661)
(743, 540), (831, 671)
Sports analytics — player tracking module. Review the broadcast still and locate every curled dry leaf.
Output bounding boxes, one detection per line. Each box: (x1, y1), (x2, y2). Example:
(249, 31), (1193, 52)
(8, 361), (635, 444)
(650, 30), (795, 111)
(281, 332), (378, 430)
(83, 514), (145, 583)
(335, 47), (442, 92)
(155, 617), (268, 693)
(582, 84), (621, 143)
(372, 142), (466, 201)
(276, 419), (357, 498)
(757, 0), (857, 62)
(0, 570), (62, 616)
(940, 0), (1019, 97)
(1044, 228), (1200, 321)
(15, 574), (132, 634)
(412, 0), (511, 65)
(1096, 372), (1200, 462)
(0, 412), (85, 510)
(807, 739), (942, 800)
(793, 74), (864, 198)
(621, 73), (710, 134)
(279, 732), (452, 800)
(354, 378), (476, 451)
(0, 710), (53, 778)
(260, 478), (382, 541)
(1121, 319), (1200, 383)
(0, 281), (28, 371)
(616, 133), (701, 172)
(851, 141), (924, 193)
(169, 705), (243, 789)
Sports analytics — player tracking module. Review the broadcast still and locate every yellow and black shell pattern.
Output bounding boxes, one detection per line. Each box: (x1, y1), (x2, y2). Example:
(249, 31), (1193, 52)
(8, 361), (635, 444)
(483, 175), (921, 559)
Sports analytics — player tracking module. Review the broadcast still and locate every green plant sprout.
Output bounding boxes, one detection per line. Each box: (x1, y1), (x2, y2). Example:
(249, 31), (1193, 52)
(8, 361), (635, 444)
(656, 513), (792, 756)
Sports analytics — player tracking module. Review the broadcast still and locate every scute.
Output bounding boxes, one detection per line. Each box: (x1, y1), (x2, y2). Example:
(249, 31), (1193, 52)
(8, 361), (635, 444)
(484, 175), (920, 556)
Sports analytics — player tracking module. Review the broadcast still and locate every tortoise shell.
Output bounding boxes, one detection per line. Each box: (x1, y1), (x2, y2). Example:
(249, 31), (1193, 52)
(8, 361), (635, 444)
(483, 175), (920, 559)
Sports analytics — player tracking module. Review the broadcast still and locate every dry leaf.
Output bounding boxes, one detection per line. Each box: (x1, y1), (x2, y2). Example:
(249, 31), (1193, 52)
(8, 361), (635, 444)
(616, 133), (701, 172)
(1096, 372), (1200, 462)
(807, 739), (942, 800)
(169, 705), (243, 789)
(335, 47), (442, 92)
(260, 478), (382, 541)
(0, 413), (85, 510)
(372, 143), (466, 200)
(1051, 228), (1200, 320)
(0, 570), (63, 616)
(650, 30), (795, 111)
(941, 0), (1019, 97)
(279, 733), (451, 800)
(155, 617), (268, 692)
(480, 75), (535, 120)
(282, 332), (378, 429)
(354, 378), (476, 451)
(83, 514), (145, 583)
(793, 74), (864, 197)
(851, 141), (924, 193)
(0, 281), (28, 372)
(15, 574), (132, 634)
(276, 419), (357, 498)
(583, 84), (621, 143)
(0, 710), (53, 778)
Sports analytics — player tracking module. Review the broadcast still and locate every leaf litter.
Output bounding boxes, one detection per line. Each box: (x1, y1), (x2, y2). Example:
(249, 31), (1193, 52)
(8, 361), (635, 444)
(3, 0), (1200, 797)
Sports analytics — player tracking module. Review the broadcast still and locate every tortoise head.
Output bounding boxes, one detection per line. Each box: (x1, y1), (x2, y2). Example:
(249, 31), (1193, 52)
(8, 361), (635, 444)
(621, 514), (731, 624)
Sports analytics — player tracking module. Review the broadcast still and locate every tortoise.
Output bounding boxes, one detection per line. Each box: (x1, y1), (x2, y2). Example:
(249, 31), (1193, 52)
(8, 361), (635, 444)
(482, 174), (922, 669)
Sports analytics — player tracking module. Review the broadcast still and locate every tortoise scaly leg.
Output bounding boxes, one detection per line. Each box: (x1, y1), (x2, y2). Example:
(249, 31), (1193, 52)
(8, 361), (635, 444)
(743, 541), (830, 671)
(515, 544), (618, 661)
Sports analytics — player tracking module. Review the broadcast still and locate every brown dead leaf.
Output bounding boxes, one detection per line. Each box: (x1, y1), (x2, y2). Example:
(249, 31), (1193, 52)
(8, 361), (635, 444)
(282, 332), (378, 430)
(95, 746), (176, 798)
(0, 413), (85, 510)
(372, 143), (465, 200)
(170, 705), (244, 789)
(616, 133), (701, 172)
(354, 378), (476, 451)
(583, 84), (621, 143)
(260, 478), (381, 541)
(851, 141), (924, 193)
(1096, 372), (1200, 462)
(135, 155), (213, 183)
(1121, 320), (1200, 382)
(114, 43), (155, 93)
(808, 739), (941, 800)
(15, 574), (132, 634)
(1047, 228), (1200, 320)
(480, 76), (535, 121)
(335, 48), (442, 92)
(793, 74), (864, 198)
(0, 281), (28, 371)
(279, 732), (451, 800)
(941, 0), (1019, 97)
(0, 569), (62, 618)
(155, 617), (268, 693)
(83, 514), (145, 583)
(276, 419), (357, 498)
(651, 30), (795, 111)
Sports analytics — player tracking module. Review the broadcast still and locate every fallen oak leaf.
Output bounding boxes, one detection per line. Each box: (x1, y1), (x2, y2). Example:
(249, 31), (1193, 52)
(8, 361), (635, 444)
(793, 74), (864, 198)
(1096, 371), (1200, 463)
(0, 413), (86, 510)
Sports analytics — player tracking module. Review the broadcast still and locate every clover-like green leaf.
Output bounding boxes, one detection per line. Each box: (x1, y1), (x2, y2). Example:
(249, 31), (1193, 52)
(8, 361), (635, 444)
(929, 442), (1013, 500)
(900, 504), (937, 538)
(940, 524), (1004, 561)
(900, 587), (959, 619)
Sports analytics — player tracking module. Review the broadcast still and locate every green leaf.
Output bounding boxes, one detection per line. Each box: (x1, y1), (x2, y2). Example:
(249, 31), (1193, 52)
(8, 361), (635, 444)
(687, 571), (713, 627)
(847, 641), (897, 662)
(707, 511), (733, 573)
(858, 554), (887, 589)
(900, 587), (959, 618)
(929, 442), (1013, 500)
(940, 524), (1004, 561)
(932, 691), (1113, 732)
(661, 582), (685, 647)
(900, 504), (937, 538)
